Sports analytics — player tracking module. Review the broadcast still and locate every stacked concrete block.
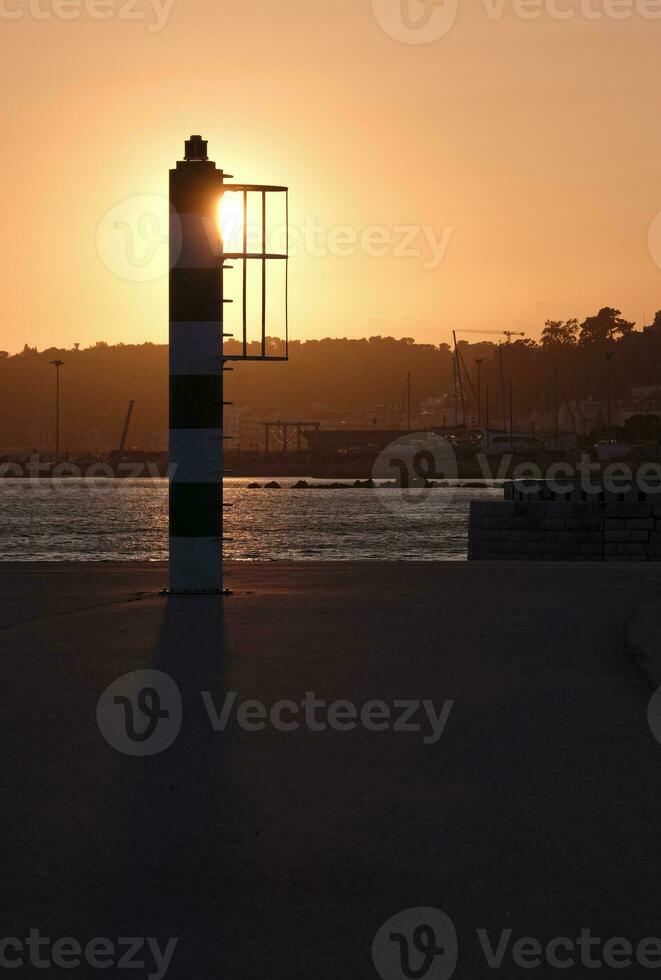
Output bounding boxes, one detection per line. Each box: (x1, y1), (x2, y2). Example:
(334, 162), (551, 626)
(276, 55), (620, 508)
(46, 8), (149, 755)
(469, 483), (661, 561)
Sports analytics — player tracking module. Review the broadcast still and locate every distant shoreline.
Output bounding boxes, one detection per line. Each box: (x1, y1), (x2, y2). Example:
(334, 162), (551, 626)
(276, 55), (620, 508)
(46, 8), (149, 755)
(1, 453), (659, 482)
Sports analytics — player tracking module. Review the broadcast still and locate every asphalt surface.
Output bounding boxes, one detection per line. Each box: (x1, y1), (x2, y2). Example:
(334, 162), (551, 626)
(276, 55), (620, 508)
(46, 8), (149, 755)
(1, 561), (661, 979)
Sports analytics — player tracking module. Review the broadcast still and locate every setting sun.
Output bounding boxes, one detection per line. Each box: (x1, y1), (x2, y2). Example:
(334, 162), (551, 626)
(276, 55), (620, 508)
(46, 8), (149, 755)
(219, 191), (244, 254)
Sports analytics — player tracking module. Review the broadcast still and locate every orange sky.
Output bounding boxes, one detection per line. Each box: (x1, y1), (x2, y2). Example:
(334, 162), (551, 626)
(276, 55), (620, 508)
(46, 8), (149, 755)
(3, 0), (661, 352)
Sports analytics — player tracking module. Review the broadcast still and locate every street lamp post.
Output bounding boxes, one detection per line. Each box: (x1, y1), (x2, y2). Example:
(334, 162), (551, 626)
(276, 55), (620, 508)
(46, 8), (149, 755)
(605, 350), (614, 439)
(50, 359), (65, 457)
(475, 358), (484, 428)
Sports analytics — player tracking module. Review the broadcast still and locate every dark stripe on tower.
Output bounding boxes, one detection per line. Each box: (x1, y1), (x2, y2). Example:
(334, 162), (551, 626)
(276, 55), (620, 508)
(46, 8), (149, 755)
(170, 484), (222, 537)
(170, 376), (222, 429)
(170, 269), (222, 321)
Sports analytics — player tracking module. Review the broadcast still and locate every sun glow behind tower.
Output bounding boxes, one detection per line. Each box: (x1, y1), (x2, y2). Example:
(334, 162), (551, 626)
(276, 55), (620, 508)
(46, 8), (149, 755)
(218, 192), (244, 255)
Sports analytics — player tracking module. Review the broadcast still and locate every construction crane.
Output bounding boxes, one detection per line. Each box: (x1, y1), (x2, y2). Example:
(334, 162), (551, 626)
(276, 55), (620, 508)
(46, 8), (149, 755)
(118, 400), (136, 455)
(455, 329), (525, 342)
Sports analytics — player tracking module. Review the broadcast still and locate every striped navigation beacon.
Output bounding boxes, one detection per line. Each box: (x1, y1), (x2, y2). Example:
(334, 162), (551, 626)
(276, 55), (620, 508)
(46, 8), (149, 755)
(168, 135), (289, 594)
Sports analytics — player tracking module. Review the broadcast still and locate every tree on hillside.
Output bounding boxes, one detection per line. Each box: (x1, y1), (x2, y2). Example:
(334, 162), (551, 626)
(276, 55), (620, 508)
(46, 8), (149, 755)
(541, 319), (578, 347)
(579, 308), (634, 346)
(645, 311), (661, 333)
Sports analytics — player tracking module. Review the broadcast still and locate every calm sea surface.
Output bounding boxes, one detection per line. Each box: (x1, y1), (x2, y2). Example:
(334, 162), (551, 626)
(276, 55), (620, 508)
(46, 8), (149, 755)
(0, 479), (502, 561)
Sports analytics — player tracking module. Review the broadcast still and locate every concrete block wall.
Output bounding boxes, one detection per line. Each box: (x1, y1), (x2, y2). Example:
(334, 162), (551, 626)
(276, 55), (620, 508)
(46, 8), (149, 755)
(468, 498), (661, 562)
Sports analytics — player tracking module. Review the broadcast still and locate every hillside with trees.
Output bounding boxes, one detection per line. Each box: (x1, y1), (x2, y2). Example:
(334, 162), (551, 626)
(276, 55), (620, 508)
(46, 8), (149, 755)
(2, 307), (661, 451)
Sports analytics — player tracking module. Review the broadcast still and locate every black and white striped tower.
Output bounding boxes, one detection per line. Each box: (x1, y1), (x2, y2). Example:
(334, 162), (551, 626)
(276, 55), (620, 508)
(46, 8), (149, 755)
(169, 135), (226, 594)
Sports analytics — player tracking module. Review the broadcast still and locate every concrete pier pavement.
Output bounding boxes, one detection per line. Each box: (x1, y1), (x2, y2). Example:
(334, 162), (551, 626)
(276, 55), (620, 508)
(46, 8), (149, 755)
(2, 561), (661, 978)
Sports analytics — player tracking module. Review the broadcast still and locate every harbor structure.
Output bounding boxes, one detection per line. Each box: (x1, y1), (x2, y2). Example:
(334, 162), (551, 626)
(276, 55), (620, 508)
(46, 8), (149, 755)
(168, 135), (288, 594)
